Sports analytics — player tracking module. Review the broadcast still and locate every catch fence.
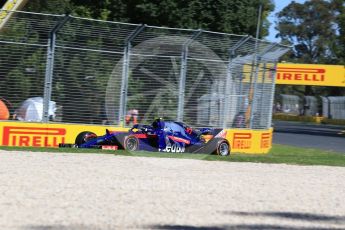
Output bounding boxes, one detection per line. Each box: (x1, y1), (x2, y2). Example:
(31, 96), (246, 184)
(276, 94), (345, 119)
(0, 10), (289, 129)
(323, 96), (345, 119)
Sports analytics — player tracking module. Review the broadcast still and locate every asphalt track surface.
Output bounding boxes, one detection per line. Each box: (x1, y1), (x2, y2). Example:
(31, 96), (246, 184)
(273, 121), (345, 153)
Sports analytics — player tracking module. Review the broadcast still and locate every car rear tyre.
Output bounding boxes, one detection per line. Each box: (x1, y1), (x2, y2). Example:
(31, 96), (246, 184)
(125, 136), (139, 151)
(75, 131), (97, 145)
(216, 140), (230, 156)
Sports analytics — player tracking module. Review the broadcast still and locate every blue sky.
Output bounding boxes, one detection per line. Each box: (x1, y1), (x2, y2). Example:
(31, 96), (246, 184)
(266, 0), (306, 42)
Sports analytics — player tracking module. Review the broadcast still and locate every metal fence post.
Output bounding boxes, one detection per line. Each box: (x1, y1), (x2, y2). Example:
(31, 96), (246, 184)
(222, 36), (251, 128)
(177, 29), (203, 122)
(43, 15), (70, 122)
(266, 61), (278, 128)
(118, 24), (146, 126)
(249, 43), (277, 129)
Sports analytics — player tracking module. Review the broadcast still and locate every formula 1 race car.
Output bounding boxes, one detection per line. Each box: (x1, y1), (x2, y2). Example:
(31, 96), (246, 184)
(59, 118), (230, 156)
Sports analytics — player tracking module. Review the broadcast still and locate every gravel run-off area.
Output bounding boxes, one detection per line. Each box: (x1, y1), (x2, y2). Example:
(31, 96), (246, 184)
(0, 150), (345, 230)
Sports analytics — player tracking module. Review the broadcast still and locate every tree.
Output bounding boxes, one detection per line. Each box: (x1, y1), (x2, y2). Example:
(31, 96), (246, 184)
(276, 0), (340, 64)
(334, 0), (345, 64)
(25, 0), (274, 38)
(275, 0), (345, 96)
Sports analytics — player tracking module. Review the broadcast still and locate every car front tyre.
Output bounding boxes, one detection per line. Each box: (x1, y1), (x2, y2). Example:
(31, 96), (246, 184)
(75, 131), (97, 145)
(124, 136), (139, 151)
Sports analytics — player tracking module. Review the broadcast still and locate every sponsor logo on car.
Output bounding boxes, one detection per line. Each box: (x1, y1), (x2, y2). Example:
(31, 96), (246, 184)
(2, 126), (66, 147)
(159, 143), (185, 153)
(167, 135), (190, 144)
(101, 145), (118, 150)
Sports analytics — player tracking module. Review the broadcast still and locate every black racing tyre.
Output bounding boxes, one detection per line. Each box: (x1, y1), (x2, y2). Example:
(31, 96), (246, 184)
(124, 136), (139, 151)
(216, 139), (230, 156)
(75, 131), (97, 145)
(193, 137), (230, 155)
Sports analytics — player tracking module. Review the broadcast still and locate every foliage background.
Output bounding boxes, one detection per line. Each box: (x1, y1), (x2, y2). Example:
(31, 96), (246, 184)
(1, 0), (344, 123)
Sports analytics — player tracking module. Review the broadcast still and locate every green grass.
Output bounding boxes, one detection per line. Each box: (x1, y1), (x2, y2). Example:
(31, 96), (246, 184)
(0, 144), (344, 167)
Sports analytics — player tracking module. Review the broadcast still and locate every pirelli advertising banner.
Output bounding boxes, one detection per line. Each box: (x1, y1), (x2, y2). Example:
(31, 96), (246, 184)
(0, 121), (273, 154)
(225, 129), (273, 154)
(276, 63), (345, 87)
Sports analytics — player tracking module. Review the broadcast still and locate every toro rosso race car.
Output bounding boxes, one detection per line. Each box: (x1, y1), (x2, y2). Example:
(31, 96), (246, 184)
(59, 119), (230, 156)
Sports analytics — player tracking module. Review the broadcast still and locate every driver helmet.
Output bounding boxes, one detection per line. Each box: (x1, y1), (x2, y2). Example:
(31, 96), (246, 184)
(185, 126), (193, 135)
(152, 117), (164, 129)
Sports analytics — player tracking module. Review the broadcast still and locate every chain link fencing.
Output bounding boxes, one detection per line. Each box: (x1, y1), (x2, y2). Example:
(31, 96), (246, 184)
(0, 10), (290, 129)
(276, 94), (345, 119)
(276, 94), (300, 115)
(324, 96), (345, 119)
(276, 94), (319, 116)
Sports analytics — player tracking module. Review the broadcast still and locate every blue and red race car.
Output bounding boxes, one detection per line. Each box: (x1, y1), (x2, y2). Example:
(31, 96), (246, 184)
(59, 119), (230, 156)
